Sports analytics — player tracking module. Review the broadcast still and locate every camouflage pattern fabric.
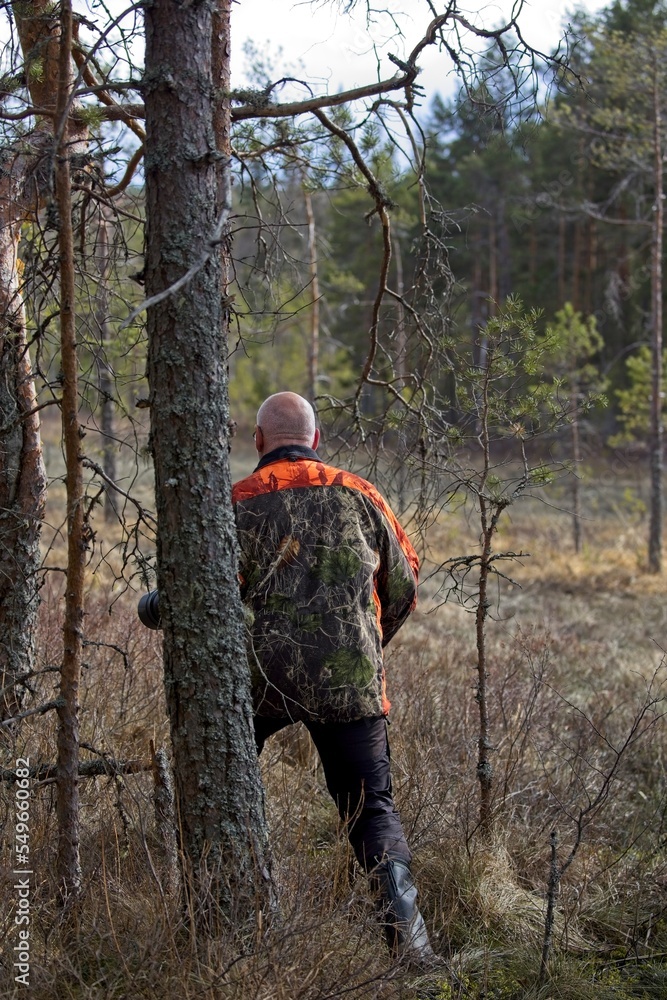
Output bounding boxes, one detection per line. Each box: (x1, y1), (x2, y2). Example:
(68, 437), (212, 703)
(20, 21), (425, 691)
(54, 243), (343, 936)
(232, 452), (419, 723)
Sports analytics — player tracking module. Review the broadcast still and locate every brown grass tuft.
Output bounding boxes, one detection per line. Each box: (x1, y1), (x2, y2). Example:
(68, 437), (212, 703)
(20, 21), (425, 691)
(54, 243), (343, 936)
(2, 477), (667, 997)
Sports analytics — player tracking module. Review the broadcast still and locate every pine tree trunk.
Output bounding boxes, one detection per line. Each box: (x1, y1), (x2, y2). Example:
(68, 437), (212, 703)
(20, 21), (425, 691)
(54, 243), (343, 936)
(648, 50), (663, 574)
(144, 0), (272, 929)
(393, 233), (406, 384)
(497, 195), (512, 302)
(557, 212), (566, 306)
(55, 0), (85, 904)
(393, 233), (407, 510)
(571, 389), (582, 554)
(94, 212), (117, 524)
(572, 219), (582, 311)
(476, 358), (494, 839)
(476, 521), (493, 837)
(304, 185), (320, 403)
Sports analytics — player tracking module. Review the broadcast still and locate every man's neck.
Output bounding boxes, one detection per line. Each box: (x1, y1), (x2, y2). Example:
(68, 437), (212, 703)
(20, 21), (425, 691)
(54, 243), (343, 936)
(255, 442), (320, 471)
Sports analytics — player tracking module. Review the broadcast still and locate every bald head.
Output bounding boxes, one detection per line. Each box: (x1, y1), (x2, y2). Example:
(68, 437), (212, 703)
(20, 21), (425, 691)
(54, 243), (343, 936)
(255, 392), (319, 456)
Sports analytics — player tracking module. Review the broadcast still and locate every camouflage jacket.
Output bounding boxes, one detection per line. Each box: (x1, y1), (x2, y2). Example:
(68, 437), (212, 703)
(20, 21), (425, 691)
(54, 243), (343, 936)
(232, 446), (419, 723)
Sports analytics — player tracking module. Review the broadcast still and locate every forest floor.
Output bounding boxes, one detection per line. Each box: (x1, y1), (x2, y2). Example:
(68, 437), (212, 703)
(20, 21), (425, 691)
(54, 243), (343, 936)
(2, 448), (667, 999)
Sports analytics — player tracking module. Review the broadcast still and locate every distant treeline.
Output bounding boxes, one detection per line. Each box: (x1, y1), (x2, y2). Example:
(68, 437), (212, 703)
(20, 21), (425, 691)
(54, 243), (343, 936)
(229, 0), (667, 450)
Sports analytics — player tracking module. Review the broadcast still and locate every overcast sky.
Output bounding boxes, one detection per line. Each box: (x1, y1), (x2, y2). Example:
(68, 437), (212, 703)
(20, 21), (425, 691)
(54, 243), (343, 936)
(231, 0), (612, 104)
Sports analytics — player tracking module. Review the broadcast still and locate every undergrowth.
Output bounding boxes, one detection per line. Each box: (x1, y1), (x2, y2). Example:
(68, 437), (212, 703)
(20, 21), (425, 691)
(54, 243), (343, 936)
(1, 487), (667, 998)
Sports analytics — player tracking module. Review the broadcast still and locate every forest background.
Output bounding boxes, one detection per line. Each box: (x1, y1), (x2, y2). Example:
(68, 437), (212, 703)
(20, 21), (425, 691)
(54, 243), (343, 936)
(2, 0), (667, 998)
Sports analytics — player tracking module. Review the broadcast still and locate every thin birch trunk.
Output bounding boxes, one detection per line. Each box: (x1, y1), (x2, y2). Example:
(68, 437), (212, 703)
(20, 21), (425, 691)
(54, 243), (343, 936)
(0, 192), (47, 725)
(0, 1), (64, 725)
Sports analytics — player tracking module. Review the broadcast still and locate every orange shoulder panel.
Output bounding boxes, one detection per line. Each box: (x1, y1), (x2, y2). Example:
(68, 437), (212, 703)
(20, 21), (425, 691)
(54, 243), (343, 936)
(232, 459), (419, 581)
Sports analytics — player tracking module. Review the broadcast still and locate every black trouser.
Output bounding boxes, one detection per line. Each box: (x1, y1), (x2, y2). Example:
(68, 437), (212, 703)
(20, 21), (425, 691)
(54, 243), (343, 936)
(254, 715), (412, 871)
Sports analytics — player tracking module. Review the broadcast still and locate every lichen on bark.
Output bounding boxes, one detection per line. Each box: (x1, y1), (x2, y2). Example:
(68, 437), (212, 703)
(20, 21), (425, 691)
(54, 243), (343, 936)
(144, 0), (272, 930)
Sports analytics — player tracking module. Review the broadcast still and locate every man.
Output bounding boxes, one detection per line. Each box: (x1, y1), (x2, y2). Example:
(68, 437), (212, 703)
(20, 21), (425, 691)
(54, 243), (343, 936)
(232, 391), (436, 965)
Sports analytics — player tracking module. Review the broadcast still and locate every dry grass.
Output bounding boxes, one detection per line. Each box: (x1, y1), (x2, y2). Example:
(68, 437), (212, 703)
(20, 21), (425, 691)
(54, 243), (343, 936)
(2, 466), (667, 998)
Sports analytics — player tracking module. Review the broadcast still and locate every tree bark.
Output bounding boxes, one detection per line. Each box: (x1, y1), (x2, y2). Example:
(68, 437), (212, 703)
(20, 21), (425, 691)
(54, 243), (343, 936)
(393, 233), (406, 385)
(571, 387), (582, 554)
(476, 354), (494, 839)
(557, 211), (566, 307)
(497, 195), (512, 303)
(0, 1), (93, 727)
(476, 516), (493, 838)
(144, 0), (272, 929)
(0, 0), (71, 724)
(94, 211), (117, 523)
(55, 0), (84, 904)
(572, 223), (582, 312)
(0, 179), (46, 725)
(304, 185), (320, 404)
(648, 48), (663, 574)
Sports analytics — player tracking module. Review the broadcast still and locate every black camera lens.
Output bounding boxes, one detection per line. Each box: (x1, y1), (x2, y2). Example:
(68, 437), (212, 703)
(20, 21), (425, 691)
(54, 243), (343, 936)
(138, 589), (162, 629)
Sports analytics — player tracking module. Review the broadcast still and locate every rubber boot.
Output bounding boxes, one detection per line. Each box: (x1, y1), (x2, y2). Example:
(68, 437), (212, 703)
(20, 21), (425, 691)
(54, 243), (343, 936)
(372, 858), (439, 967)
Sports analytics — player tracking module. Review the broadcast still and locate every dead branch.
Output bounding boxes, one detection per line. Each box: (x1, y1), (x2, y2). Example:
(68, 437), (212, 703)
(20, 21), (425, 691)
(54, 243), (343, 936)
(71, 32), (146, 142)
(0, 757), (150, 783)
(1, 698), (62, 727)
(0, 665), (60, 703)
(105, 143), (144, 197)
(119, 194), (232, 328)
(232, 12), (457, 121)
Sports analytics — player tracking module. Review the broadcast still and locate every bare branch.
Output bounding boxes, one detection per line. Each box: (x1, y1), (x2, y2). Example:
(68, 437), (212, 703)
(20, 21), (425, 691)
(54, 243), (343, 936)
(119, 194), (232, 328)
(0, 757), (150, 782)
(231, 12), (457, 121)
(1, 697), (62, 727)
(71, 33), (146, 141)
(81, 458), (157, 526)
(0, 666), (60, 703)
(105, 143), (144, 197)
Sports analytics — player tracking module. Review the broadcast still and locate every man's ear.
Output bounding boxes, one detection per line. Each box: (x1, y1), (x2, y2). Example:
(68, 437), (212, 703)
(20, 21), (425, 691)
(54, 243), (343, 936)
(255, 426), (264, 453)
(312, 428), (320, 450)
